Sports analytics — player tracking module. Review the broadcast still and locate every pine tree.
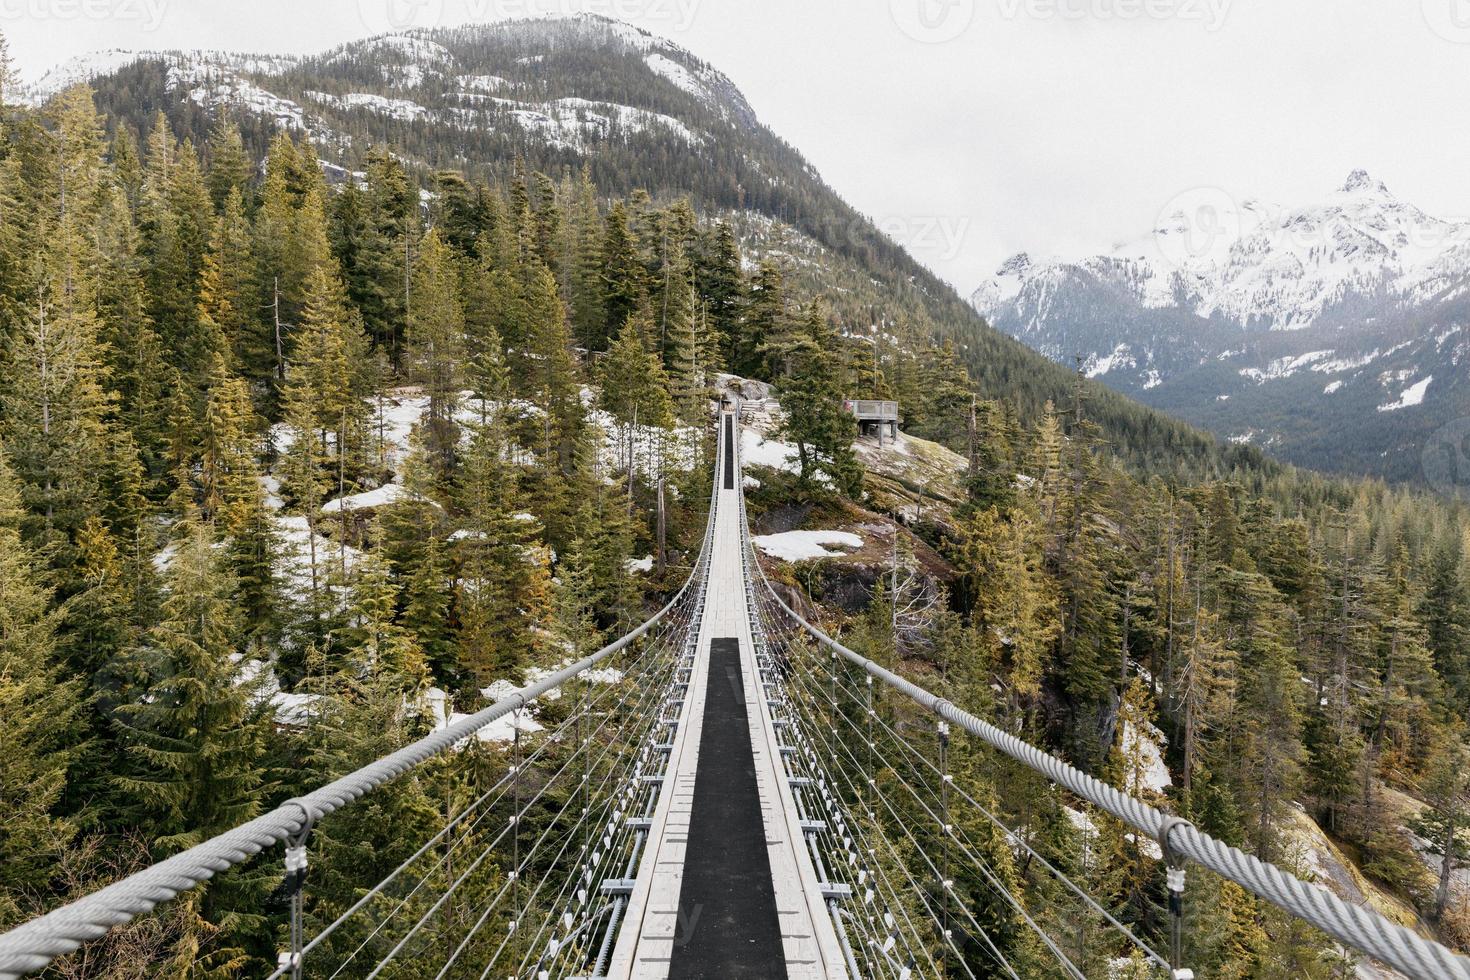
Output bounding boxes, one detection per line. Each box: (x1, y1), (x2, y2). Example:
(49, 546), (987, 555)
(599, 317), (674, 492)
(115, 518), (266, 850)
(407, 228), (465, 467)
(204, 117), (251, 210)
(1, 256), (115, 567)
(453, 421), (551, 685)
(0, 449), (83, 927)
(599, 202), (644, 352)
(200, 187), (256, 378)
(694, 220), (743, 366)
(775, 308), (862, 497)
(740, 260), (787, 378)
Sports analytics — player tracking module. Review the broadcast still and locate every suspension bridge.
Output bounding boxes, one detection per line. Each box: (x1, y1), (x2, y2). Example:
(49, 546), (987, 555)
(3, 410), (1470, 979)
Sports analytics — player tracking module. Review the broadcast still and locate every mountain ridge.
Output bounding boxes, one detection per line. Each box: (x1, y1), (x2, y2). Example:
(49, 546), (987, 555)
(973, 170), (1470, 481)
(38, 13), (1276, 482)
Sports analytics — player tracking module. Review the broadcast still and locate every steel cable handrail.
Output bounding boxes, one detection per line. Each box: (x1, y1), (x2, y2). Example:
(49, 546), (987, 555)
(0, 418), (730, 980)
(754, 577), (1470, 978)
(737, 459), (1470, 980)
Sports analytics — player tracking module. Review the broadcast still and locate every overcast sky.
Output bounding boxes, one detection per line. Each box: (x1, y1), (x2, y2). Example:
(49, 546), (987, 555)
(5, 0), (1470, 291)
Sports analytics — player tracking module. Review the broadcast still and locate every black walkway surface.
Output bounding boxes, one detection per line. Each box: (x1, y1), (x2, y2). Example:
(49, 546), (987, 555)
(723, 414), (735, 490)
(668, 638), (787, 979)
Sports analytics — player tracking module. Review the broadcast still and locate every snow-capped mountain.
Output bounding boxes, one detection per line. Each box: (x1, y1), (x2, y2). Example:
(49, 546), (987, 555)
(21, 15), (759, 152)
(973, 172), (1470, 481)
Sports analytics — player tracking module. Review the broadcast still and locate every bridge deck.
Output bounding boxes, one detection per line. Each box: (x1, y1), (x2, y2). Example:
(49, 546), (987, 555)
(606, 414), (846, 979)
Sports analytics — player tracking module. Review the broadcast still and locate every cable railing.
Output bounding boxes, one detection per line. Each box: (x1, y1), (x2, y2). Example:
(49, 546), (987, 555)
(0, 422), (728, 980)
(739, 472), (1470, 980)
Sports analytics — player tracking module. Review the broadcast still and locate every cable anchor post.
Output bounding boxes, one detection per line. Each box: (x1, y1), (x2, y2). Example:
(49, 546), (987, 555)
(276, 800), (318, 980)
(1157, 815), (1195, 980)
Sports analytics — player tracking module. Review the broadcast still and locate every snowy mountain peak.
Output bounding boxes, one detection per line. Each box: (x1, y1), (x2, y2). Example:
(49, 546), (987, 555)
(1339, 168), (1391, 196)
(970, 170), (1470, 478)
(997, 252), (1034, 277)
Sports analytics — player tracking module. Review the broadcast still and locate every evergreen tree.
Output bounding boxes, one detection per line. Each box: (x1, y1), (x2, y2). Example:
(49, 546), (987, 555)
(599, 202), (644, 351)
(0, 450), (83, 927)
(407, 228), (465, 467)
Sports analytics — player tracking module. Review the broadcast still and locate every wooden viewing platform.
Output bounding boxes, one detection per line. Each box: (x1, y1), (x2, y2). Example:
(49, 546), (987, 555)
(843, 399), (900, 444)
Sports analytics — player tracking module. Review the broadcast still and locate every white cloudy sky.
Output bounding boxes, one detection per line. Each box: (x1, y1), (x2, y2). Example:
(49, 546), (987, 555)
(5, 0), (1470, 291)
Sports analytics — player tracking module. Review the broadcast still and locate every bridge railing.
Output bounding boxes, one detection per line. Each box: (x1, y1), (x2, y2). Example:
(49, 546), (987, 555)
(743, 517), (1470, 979)
(0, 420), (732, 980)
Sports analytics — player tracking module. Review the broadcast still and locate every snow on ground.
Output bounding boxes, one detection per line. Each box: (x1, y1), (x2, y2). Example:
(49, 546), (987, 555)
(753, 530), (863, 562)
(1324, 380), (1345, 395)
(1084, 344), (1136, 378)
(1378, 376), (1433, 412)
(270, 692), (321, 727)
(645, 53), (708, 101)
(22, 50), (144, 102)
(481, 95), (701, 150)
(274, 514), (363, 596)
(459, 74), (509, 92)
(349, 34), (452, 63)
(741, 428), (801, 473)
(1239, 349), (1334, 383)
(585, 395), (703, 482)
(306, 91), (430, 122)
(626, 555), (655, 574)
(169, 63), (310, 130)
(321, 483), (414, 514)
(1122, 719), (1171, 793)
(421, 687), (544, 746)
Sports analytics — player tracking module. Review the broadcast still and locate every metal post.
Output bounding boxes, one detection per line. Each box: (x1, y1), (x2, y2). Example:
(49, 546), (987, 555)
(275, 803), (315, 980)
(1158, 816), (1195, 980)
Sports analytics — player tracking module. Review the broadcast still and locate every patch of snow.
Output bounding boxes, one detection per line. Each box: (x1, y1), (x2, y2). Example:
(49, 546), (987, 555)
(270, 691), (321, 727)
(1084, 344), (1135, 378)
(1378, 376), (1433, 412)
(626, 555), (655, 574)
(307, 90), (429, 122)
(486, 95), (701, 149)
(459, 74), (509, 92)
(1238, 350), (1333, 384)
(740, 429), (800, 473)
(753, 530), (863, 562)
(1122, 719), (1171, 793)
(321, 483), (413, 514)
(1324, 380), (1344, 395)
(645, 53), (707, 100)
(170, 63), (310, 130)
(22, 50), (143, 102)
(421, 686), (544, 747)
(344, 34), (451, 64)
